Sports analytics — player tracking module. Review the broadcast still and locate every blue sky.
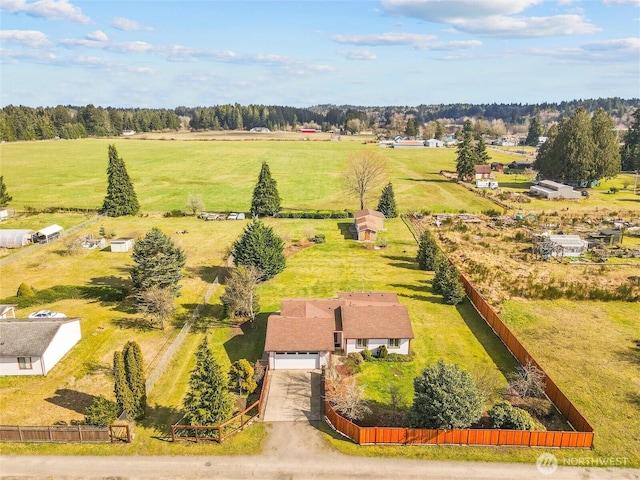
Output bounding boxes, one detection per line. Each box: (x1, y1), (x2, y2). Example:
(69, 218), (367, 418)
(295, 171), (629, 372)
(1, 0), (639, 108)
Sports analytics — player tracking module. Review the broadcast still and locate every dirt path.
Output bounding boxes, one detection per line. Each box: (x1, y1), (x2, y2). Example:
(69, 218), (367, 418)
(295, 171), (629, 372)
(2, 422), (638, 480)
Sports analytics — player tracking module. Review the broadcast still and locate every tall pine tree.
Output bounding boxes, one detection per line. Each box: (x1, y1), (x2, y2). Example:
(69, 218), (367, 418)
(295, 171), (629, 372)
(251, 162), (281, 217)
(474, 136), (491, 165)
(232, 219), (285, 281)
(417, 230), (439, 271)
(130, 228), (186, 303)
(123, 341), (146, 419)
(0, 175), (12, 208)
(621, 107), (640, 172)
(113, 350), (135, 418)
(183, 337), (234, 426)
(525, 117), (544, 146)
(102, 145), (139, 216)
(591, 108), (621, 181)
(456, 128), (477, 181)
(376, 182), (398, 218)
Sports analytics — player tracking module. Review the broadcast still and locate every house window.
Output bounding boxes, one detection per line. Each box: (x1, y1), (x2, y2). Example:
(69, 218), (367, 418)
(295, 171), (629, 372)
(388, 338), (400, 348)
(356, 339), (368, 348)
(18, 357), (32, 370)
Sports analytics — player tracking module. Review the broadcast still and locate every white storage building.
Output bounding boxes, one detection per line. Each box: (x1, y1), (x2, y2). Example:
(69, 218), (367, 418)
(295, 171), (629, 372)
(0, 229), (34, 248)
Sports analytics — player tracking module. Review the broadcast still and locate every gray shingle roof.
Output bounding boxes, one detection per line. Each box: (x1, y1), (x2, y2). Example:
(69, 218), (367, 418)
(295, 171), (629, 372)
(0, 318), (79, 357)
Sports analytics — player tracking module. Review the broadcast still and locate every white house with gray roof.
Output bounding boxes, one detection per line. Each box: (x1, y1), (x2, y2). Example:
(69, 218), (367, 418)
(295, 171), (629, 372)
(0, 317), (81, 376)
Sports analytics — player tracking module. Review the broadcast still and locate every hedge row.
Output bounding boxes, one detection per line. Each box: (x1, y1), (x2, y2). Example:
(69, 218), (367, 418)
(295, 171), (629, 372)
(276, 210), (351, 219)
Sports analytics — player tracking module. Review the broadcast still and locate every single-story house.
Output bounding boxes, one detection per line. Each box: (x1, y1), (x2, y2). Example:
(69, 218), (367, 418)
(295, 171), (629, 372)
(264, 292), (414, 370)
(425, 139), (444, 148)
(111, 238), (135, 252)
(33, 224), (64, 244)
(548, 234), (589, 257)
(0, 317), (81, 376)
(0, 229), (34, 248)
(474, 164), (492, 179)
(530, 180), (581, 200)
(351, 209), (385, 242)
(490, 162), (504, 173)
(0, 305), (16, 319)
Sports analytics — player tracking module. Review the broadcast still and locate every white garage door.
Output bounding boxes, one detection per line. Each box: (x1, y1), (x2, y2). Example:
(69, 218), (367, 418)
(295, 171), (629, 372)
(274, 352), (319, 370)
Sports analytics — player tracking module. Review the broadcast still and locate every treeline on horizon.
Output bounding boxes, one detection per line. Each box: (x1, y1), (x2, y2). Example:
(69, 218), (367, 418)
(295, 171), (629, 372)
(1, 97), (637, 142)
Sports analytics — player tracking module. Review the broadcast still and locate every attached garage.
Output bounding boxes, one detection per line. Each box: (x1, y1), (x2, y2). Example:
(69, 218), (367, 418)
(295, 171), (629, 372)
(273, 352), (320, 370)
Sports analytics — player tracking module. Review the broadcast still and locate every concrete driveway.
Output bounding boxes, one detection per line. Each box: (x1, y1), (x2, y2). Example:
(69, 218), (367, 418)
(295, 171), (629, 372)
(262, 369), (322, 422)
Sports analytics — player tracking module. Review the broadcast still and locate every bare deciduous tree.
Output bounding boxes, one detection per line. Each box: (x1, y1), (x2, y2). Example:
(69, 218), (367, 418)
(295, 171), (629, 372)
(508, 360), (546, 399)
(138, 286), (175, 330)
(186, 194), (204, 216)
(344, 150), (387, 210)
(220, 265), (260, 323)
(325, 363), (371, 421)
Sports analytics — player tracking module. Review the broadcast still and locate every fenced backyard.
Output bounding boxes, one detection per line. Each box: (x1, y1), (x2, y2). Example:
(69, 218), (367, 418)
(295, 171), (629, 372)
(323, 271), (594, 449)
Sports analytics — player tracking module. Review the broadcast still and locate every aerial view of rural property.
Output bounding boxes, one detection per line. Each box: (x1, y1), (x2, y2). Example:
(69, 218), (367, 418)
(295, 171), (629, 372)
(0, 1), (639, 479)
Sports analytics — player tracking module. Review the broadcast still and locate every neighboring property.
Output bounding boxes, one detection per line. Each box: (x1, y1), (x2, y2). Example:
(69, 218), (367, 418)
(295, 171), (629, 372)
(474, 165), (492, 179)
(392, 140), (424, 149)
(535, 234), (589, 258)
(33, 224), (64, 244)
(0, 317), (81, 376)
(425, 139), (444, 148)
(351, 209), (385, 242)
(530, 180), (581, 200)
(490, 162), (504, 173)
(122, 129), (136, 136)
(476, 179), (499, 189)
(264, 292), (414, 370)
(110, 237), (135, 252)
(0, 229), (34, 248)
(0, 209), (8, 221)
(0, 305), (16, 319)
(249, 127), (270, 133)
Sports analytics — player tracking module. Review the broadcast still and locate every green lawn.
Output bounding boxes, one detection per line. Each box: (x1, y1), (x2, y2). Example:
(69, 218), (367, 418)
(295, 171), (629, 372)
(0, 139), (500, 213)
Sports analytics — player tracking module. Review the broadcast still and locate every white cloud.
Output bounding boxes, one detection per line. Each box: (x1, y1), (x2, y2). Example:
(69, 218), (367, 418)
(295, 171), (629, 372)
(111, 17), (152, 31)
(337, 49), (378, 60)
(603, 0), (640, 5)
(0, 29), (50, 47)
(524, 37), (640, 61)
(331, 32), (437, 47)
(381, 0), (598, 37)
(0, 0), (90, 23)
(85, 30), (108, 42)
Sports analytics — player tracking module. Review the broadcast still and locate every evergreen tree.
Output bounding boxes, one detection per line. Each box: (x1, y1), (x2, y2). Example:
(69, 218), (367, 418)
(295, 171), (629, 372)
(535, 107), (619, 184)
(130, 228), (186, 303)
(434, 121), (445, 140)
(183, 337), (234, 426)
(405, 117), (419, 138)
(376, 182), (398, 218)
(621, 107), (640, 172)
(102, 145), (139, 216)
(591, 108), (621, 181)
(440, 263), (466, 305)
(455, 128), (477, 181)
(251, 162), (281, 217)
(416, 230), (439, 271)
(432, 254), (449, 294)
(232, 219), (285, 281)
(0, 175), (12, 208)
(113, 350), (135, 417)
(123, 341), (146, 419)
(474, 136), (491, 165)
(84, 395), (120, 427)
(408, 360), (483, 429)
(525, 117), (544, 146)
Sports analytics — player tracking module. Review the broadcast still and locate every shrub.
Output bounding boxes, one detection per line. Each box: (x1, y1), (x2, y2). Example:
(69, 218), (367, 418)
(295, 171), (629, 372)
(252, 360), (266, 385)
(361, 349), (373, 362)
(347, 352), (364, 365)
(342, 357), (361, 374)
(163, 209), (185, 217)
(482, 208), (502, 217)
(488, 401), (536, 430)
(84, 395), (120, 427)
(16, 282), (35, 297)
(377, 345), (388, 359)
(514, 397), (554, 418)
(310, 234), (326, 244)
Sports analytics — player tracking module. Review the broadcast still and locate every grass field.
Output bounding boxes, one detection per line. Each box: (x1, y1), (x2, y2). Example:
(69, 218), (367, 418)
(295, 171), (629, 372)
(0, 138), (639, 465)
(0, 139), (499, 213)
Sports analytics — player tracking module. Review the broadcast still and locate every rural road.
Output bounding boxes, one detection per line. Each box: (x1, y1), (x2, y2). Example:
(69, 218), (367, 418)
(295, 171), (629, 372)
(1, 422), (638, 480)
